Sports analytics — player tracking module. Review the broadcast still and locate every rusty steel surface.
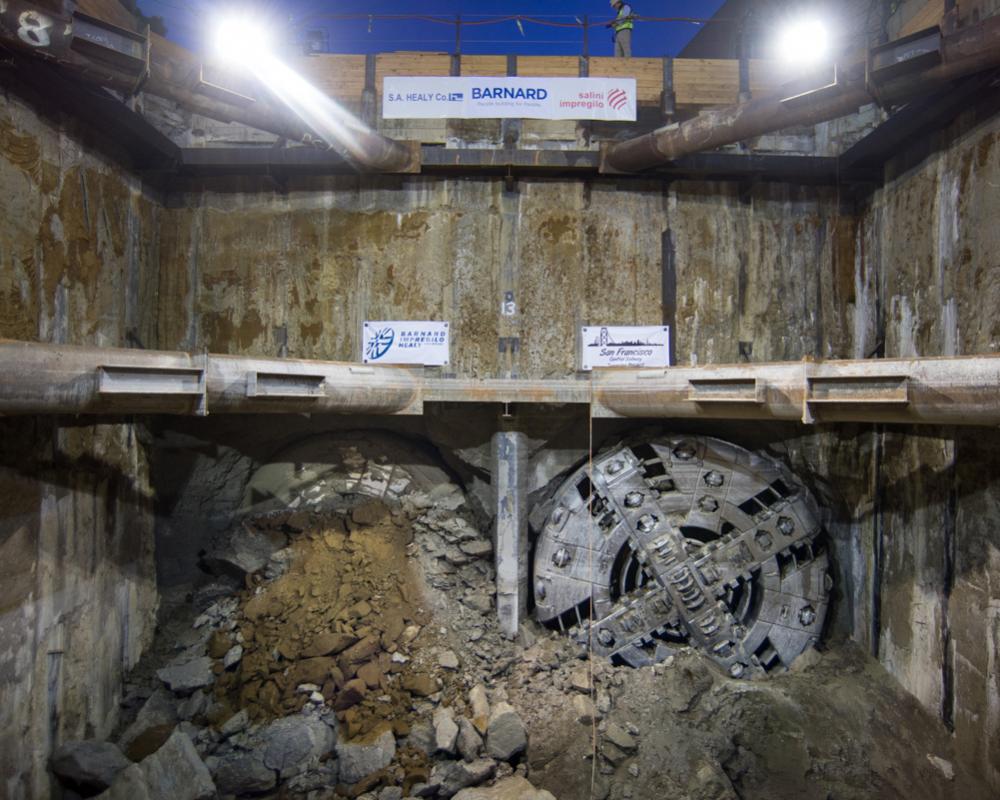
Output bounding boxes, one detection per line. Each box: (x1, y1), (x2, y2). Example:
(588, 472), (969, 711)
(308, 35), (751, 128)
(605, 15), (1000, 173)
(3, 342), (1000, 426)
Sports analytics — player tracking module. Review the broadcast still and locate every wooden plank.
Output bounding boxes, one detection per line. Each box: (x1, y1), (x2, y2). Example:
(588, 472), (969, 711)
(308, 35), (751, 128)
(901, 0), (945, 35)
(297, 55), (366, 99)
(589, 57), (662, 104)
(376, 53), (451, 97)
(295, 53), (837, 109)
(461, 56), (508, 77)
(673, 58), (739, 106)
(516, 56), (578, 77)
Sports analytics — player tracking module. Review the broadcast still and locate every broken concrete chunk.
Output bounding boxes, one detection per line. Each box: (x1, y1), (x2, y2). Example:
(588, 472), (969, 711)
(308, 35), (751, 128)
(176, 691), (209, 722)
(99, 729), (215, 800)
(303, 631), (359, 658)
(50, 740), (131, 793)
(218, 709), (249, 738)
(402, 673), (438, 697)
(433, 707), (460, 755)
(406, 722), (436, 756)
(201, 526), (286, 579)
(260, 714), (336, 778)
(568, 667), (593, 693)
(603, 722), (636, 752)
(211, 751), (277, 796)
(430, 757), (497, 796)
(468, 685), (490, 735)
(93, 764), (150, 800)
(223, 644), (243, 669)
(156, 656), (215, 695)
(336, 727), (396, 785)
(452, 776), (556, 800)
(118, 689), (178, 758)
(458, 540), (493, 558)
(485, 703), (527, 762)
(457, 718), (484, 762)
(438, 650), (460, 670)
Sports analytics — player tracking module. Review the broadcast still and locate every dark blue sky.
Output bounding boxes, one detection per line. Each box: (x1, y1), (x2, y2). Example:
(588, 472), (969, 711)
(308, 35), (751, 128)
(138, 1), (726, 58)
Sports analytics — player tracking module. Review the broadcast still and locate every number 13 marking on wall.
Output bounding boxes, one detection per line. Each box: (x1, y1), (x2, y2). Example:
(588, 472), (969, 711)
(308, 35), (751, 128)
(18, 10), (53, 47)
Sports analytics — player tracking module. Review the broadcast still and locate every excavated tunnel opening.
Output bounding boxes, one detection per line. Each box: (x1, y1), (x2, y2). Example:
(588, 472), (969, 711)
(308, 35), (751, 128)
(4, 6), (1000, 795)
(33, 412), (971, 800)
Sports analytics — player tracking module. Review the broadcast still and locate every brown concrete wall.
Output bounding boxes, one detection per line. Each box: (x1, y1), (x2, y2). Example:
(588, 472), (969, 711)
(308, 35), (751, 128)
(157, 178), (667, 378)
(865, 109), (1000, 788)
(0, 89), (159, 797)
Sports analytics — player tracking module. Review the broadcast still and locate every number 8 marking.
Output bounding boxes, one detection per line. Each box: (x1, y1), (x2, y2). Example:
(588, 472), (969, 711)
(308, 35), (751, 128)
(18, 10), (53, 47)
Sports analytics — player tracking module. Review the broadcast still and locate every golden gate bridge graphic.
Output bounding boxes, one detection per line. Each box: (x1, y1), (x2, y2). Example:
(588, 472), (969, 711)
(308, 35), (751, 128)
(587, 327), (665, 348)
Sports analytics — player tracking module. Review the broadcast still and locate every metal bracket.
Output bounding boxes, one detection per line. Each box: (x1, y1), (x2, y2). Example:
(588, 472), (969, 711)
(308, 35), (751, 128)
(803, 373), (910, 423)
(781, 64), (842, 108)
(97, 364), (207, 415)
(866, 26), (942, 104)
(688, 377), (765, 404)
(70, 11), (147, 76)
(246, 371), (325, 399)
(196, 62), (257, 105)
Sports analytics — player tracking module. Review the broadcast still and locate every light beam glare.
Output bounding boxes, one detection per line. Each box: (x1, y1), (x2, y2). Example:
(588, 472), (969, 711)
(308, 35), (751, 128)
(776, 18), (832, 66)
(248, 54), (372, 159)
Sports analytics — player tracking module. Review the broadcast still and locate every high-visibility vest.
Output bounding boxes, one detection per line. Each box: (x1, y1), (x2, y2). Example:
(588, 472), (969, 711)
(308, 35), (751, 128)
(613, 6), (634, 32)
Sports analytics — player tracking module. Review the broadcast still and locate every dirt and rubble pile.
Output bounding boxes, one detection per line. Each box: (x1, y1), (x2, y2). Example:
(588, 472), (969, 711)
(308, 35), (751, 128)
(53, 473), (993, 800)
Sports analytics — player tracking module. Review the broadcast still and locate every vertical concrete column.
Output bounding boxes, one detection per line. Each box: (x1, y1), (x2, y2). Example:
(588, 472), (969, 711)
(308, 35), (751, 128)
(493, 421), (529, 638)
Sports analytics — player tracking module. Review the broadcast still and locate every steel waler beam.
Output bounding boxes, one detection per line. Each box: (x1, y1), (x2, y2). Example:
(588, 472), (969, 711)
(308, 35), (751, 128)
(4, 342), (1000, 427)
(0, 342), (421, 416)
(591, 356), (1000, 426)
(0, 1), (417, 172)
(604, 15), (1000, 173)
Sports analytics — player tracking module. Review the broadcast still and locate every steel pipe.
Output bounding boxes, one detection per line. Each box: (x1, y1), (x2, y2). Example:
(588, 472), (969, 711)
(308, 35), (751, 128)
(0, 341), (421, 416)
(592, 356), (1000, 426)
(3, 342), (1000, 427)
(605, 15), (1000, 173)
(0, 1), (417, 172)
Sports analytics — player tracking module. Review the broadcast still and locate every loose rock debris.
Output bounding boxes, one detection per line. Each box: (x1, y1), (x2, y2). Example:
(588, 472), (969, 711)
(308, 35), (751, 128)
(52, 485), (994, 799)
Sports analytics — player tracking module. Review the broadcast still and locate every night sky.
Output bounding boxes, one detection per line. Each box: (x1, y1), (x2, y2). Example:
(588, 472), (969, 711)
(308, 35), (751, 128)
(137, 1), (726, 58)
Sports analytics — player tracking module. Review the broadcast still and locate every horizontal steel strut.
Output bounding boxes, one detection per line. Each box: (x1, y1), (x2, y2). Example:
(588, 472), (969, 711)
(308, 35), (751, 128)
(2, 340), (1000, 426)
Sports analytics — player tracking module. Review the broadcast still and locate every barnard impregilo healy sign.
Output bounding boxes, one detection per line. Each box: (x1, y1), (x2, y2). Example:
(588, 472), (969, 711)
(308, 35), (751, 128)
(581, 326), (671, 370)
(383, 77), (637, 121)
(363, 321), (450, 366)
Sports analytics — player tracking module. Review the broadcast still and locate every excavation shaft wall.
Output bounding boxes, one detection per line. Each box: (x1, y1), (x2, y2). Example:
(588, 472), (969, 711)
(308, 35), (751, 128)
(0, 80), (159, 799)
(2, 66), (1000, 794)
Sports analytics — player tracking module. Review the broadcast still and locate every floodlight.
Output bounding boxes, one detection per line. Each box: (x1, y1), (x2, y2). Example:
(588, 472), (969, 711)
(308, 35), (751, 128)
(212, 15), (274, 67)
(776, 18), (831, 65)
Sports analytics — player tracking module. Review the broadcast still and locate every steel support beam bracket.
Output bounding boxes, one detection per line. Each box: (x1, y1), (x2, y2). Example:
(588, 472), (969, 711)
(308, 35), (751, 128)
(493, 423), (529, 639)
(98, 363), (207, 415)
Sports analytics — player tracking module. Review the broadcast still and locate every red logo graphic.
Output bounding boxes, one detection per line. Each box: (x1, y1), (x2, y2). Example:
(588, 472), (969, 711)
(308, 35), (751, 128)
(608, 88), (628, 110)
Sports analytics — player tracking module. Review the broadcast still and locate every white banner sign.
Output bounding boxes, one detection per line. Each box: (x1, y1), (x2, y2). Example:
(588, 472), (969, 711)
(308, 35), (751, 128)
(383, 77), (637, 121)
(581, 326), (671, 370)
(363, 321), (450, 366)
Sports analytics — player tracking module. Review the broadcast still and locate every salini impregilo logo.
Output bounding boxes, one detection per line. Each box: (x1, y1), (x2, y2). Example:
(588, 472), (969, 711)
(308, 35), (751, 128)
(607, 88), (628, 110)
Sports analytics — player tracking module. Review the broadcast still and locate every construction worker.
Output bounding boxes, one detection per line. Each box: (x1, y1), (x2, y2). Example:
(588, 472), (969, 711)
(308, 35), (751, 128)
(608, 0), (634, 58)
